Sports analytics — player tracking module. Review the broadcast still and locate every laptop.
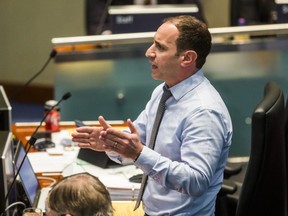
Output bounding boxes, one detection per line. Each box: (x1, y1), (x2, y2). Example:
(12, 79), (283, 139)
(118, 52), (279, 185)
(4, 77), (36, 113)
(13, 141), (51, 211)
(109, 4), (200, 34)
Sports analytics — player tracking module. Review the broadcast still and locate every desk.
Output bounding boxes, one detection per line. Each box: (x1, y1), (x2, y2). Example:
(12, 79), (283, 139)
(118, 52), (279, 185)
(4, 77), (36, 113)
(12, 121), (144, 216)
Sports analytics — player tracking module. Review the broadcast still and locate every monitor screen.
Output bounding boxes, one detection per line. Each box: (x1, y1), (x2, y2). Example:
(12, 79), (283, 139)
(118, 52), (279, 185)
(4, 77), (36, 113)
(275, 0), (288, 23)
(109, 4), (200, 34)
(14, 141), (40, 207)
(230, 0), (277, 26)
(0, 131), (15, 215)
(0, 86), (12, 131)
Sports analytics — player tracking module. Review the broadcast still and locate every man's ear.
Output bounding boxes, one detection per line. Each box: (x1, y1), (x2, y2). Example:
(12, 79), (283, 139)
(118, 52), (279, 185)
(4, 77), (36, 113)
(180, 50), (197, 67)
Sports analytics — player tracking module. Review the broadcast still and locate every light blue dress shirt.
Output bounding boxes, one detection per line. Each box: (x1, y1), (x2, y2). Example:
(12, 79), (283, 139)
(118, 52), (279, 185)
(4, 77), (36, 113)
(109, 70), (233, 215)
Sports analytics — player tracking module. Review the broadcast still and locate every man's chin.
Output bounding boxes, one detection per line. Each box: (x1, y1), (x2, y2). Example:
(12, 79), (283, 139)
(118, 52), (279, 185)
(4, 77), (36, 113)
(151, 72), (160, 80)
(152, 75), (160, 81)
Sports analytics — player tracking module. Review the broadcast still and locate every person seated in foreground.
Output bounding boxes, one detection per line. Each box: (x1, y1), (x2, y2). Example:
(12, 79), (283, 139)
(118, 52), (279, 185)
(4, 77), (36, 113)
(45, 172), (114, 216)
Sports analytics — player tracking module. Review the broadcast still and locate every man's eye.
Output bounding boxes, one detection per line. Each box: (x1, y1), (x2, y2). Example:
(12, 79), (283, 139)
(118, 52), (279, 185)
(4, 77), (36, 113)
(156, 44), (164, 51)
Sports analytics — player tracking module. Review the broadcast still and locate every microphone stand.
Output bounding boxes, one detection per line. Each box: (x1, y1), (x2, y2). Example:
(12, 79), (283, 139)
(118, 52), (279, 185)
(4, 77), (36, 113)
(3, 92), (71, 212)
(10, 49), (57, 100)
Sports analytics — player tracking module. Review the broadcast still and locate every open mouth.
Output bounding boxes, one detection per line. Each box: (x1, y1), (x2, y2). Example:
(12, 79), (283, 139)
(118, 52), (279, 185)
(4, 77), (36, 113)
(151, 63), (158, 70)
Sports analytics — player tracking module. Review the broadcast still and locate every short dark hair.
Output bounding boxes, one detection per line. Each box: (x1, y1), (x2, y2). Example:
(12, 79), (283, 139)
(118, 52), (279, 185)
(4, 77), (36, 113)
(163, 15), (212, 69)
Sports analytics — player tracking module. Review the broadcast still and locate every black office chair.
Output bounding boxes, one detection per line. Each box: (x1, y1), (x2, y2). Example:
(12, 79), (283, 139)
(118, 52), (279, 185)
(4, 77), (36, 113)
(236, 81), (287, 216)
(285, 98), (288, 215)
(216, 81), (287, 216)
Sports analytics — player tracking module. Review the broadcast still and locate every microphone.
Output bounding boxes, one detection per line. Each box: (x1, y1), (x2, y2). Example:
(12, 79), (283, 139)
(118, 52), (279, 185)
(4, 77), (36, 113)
(0, 49), (57, 133)
(10, 49), (57, 100)
(61, 92), (72, 101)
(33, 92), (72, 151)
(26, 92), (72, 148)
(3, 92), (72, 207)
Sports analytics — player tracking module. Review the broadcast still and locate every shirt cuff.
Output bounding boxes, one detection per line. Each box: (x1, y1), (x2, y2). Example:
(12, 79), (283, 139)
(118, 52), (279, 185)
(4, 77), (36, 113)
(134, 146), (161, 174)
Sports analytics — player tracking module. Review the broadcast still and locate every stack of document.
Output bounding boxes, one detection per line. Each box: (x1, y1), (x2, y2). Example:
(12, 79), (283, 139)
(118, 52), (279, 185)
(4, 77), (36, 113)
(99, 174), (140, 201)
(82, 163), (142, 201)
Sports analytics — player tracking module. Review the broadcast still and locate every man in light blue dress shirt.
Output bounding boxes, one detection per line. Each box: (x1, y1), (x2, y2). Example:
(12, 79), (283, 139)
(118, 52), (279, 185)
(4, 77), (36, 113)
(72, 15), (233, 215)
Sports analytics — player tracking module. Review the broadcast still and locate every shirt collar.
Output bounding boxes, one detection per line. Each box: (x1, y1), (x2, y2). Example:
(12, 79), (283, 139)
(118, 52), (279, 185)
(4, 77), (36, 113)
(168, 70), (205, 101)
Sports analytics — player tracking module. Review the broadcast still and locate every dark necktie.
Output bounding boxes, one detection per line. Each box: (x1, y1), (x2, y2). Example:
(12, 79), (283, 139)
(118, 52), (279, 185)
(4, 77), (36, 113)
(134, 86), (172, 210)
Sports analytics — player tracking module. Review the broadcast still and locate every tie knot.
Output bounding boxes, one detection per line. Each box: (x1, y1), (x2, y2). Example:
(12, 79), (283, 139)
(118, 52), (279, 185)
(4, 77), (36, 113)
(161, 87), (172, 104)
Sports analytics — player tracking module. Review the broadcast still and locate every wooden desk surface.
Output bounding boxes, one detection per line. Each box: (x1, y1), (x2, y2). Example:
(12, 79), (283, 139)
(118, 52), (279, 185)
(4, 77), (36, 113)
(113, 201), (144, 216)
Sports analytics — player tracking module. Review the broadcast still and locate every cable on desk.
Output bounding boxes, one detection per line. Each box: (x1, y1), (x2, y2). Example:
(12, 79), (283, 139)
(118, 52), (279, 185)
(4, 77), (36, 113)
(76, 161), (91, 173)
(60, 160), (87, 177)
(1, 201), (26, 216)
(37, 176), (57, 187)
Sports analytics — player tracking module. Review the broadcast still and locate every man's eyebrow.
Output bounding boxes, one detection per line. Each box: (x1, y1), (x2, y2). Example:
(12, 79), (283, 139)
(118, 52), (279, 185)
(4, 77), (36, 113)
(154, 40), (167, 49)
(154, 40), (161, 46)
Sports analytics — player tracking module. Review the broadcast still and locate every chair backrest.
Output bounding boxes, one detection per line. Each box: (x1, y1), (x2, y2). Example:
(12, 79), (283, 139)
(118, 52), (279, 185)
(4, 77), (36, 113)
(285, 98), (288, 212)
(236, 81), (287, 216)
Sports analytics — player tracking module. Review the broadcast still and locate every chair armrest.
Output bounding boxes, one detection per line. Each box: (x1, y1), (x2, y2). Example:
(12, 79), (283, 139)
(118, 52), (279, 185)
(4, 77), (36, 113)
(224, 164), (242, 179)
(219, 179), (237, 195)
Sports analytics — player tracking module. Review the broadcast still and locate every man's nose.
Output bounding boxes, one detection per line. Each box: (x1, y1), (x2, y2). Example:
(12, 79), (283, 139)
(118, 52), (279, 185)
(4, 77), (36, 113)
(145, 45), (154, 59)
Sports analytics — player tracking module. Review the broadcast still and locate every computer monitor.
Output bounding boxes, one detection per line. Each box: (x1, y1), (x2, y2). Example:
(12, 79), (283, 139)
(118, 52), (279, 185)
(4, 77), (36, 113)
(275, 0), (288, 23)
(14, 141), (42, 208)
(230, 0), (277, 26)
(0, 131), (15, 216)
(109, 4), (200, 34)
(0, 86), (12, 131)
